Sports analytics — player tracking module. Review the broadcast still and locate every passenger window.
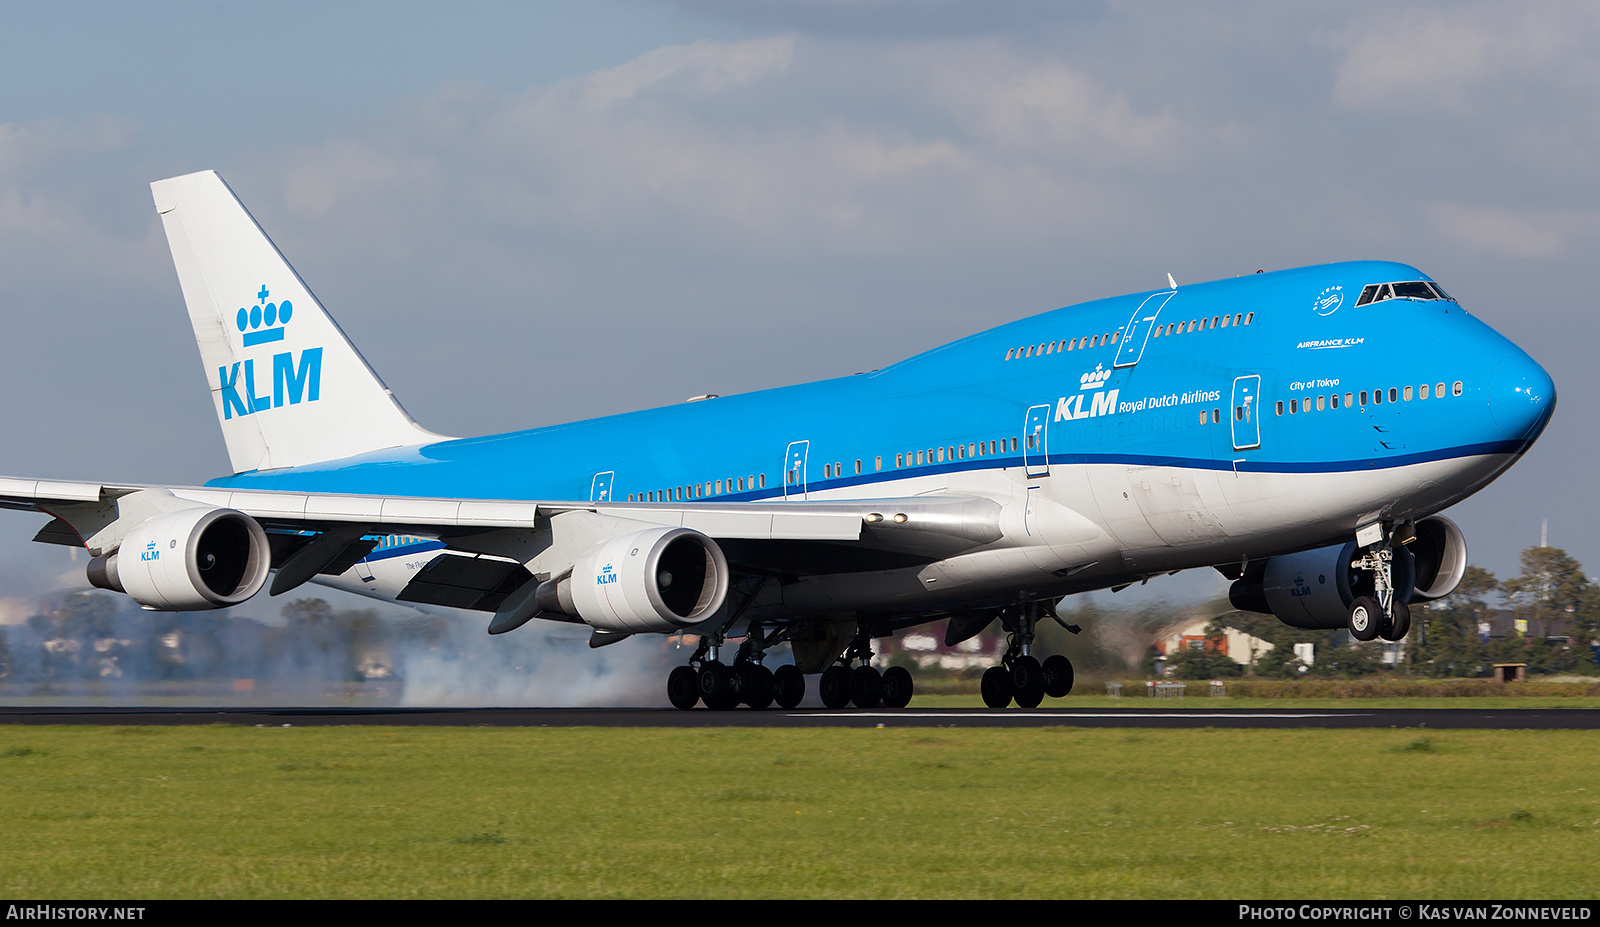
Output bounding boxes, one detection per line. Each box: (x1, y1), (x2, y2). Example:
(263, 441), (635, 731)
(1420, 383), (1429, 399)
(759, 474), (766, 489)
(937, 447), (945, 462)
(1374, 389), (1383, 405)
(896, 453), (904, 468)
(1403, 386), (1413, 401)
(1359, 391), (1368, 406)
(1389, 388), (1398, 403)
(1453, 381), (1463, 396)
(1290, 399), (1298, 414)
(1111, 331), (1120, 344)
(1234, 314), (1243, 326)
(1005, 348), (1014, 360)
(1220, 314), (1231, 328)
(1275, 400), (1284, 416)
(1316, 395), (1325, 411)
(1345, 392), (1353, 408)
(1332, 393), (1340, 409)
(1436, 382), (1445, 397)
(1244, 312), (1254, 325)
(1212, 409), (1220, 424)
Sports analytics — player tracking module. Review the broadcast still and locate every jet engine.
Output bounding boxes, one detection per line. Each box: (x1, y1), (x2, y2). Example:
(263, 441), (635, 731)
(87, 507), (272, 610)
(1229, 515), (1466, 630)
(538, 526), (730, 633)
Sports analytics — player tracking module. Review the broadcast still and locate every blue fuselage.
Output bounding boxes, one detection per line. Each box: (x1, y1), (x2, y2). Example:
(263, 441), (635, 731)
(214, 261), (1554, 520)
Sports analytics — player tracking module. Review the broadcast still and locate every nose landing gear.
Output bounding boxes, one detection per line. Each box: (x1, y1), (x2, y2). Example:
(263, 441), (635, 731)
(1346, 528), (1415, 643)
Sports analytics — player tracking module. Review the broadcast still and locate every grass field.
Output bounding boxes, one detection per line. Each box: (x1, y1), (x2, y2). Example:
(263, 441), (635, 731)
(2, 723), (1598, 898)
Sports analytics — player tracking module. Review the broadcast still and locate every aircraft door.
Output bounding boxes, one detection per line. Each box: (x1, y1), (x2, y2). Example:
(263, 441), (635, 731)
(1113, 290), (1175, 368)
(1023, 404), (1050, 477)
(783, 440), (809, 500)
(590, 471), (615, 502)
(1231, 375), (1261, 451)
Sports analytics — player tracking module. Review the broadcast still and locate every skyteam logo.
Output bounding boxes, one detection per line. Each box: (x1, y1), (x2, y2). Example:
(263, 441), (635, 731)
(1312, 285), (1344, 316)
(218, 284), (323, 421)
(237, 285), (294, 346)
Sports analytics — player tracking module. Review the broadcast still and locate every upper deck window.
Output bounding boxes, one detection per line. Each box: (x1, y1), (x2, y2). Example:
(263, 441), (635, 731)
(1355, 280), (1455, 306)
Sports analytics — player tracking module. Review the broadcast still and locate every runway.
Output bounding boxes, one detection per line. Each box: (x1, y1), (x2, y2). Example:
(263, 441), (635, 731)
(2, 706), (1598, 729)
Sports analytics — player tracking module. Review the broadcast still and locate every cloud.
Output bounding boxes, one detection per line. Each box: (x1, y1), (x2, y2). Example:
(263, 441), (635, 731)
(1425, 202), (1600, 259)
(1331, 4), (1600, 116)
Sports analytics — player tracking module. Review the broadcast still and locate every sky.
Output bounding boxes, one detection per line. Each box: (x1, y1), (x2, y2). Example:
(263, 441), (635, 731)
(1, 0), (1596, 617)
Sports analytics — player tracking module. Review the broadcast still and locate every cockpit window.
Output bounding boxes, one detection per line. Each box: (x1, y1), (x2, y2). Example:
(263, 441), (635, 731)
(1355, 280), (1455, 306)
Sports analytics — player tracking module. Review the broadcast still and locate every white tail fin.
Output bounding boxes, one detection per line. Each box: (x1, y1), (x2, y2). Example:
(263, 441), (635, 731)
(151, 170), (443, 473)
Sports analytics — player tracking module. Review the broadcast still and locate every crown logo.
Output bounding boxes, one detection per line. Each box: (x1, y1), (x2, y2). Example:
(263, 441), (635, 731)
(236, 285), (294, 347)
(1078, 364), (1112, 390)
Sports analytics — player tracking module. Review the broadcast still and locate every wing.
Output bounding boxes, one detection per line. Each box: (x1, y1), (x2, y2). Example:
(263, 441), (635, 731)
(0, 475), (1004, 616)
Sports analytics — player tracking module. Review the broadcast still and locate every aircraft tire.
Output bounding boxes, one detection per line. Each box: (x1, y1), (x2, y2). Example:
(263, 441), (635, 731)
(699, 661), (739, 710)
(1011, 656), (1045, 708)
(1348, 596), (1383, 642)
(773, 664), (806, 709)
(819, 665), (852, 709)
(981, 665), (1014, 709)
(881, 666), (914, 708)
(667, 665), (700, 710)
(849, 665), (883, 709)
(1042, 654), (1074, 698)
(739, 664), (775, 709)
(1382, 600), (1412, 642)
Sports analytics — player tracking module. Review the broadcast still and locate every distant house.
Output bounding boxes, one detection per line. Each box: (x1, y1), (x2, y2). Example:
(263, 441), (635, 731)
(1157, 619), (1274, 666)
(876, 628), (1003, 670)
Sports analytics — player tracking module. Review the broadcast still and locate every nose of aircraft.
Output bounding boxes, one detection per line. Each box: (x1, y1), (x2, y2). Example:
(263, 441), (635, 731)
(1487, 351), (1556, 441)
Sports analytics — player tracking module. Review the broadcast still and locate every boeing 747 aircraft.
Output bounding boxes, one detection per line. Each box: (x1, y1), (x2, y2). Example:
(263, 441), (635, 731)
(0, 171), (1555, 709)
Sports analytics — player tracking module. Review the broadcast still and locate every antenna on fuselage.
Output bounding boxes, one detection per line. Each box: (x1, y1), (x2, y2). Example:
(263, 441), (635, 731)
(1167, 273), (1177, 289)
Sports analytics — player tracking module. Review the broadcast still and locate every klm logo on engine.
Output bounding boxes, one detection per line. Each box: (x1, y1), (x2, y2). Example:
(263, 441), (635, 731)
(141, 541), (159, 562)
(596, 563), (619, 586)
(219, 285), (323, 420)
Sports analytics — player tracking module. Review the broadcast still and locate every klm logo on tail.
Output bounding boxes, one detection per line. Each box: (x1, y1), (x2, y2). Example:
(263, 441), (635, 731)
(219, 285), (323, 420)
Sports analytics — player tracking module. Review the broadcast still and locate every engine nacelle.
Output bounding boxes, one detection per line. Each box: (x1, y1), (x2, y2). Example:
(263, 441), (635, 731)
(88, 507), (271, 610)
(1243, 541), (1362, 630)
(1407, 515), (1468, 602)
(558, 526), (729, 633)
(1231, 515), (1466, 630)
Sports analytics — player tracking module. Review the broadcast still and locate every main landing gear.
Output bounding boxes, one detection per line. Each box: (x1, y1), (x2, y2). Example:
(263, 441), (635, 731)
(666, 621), (917, 710)
(817, 625), (914, 710)
(667, 624), (807, 711)
(1345, 533), (1413, 644)
(981, 599), (1076, 709)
